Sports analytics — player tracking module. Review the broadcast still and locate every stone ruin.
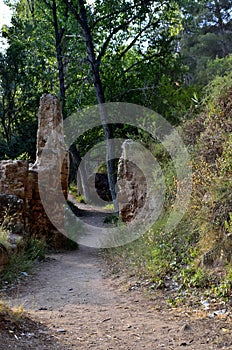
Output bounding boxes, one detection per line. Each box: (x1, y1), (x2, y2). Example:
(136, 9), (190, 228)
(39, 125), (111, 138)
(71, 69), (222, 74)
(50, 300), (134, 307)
(0, 97), (161, 269)
(117, 140), (160, 224)
(0, 94), (69, 270)
(117, 140), (147, 222)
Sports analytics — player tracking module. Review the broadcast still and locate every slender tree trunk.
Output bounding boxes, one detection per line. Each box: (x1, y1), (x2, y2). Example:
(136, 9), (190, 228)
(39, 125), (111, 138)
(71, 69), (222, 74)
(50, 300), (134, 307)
(77, 0), (118, 212)
(51, 0), (89, 202)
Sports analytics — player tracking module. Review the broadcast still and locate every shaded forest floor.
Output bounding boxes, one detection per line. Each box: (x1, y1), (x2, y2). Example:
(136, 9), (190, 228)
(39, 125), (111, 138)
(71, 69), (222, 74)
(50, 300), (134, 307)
(0, 204), (232, 349)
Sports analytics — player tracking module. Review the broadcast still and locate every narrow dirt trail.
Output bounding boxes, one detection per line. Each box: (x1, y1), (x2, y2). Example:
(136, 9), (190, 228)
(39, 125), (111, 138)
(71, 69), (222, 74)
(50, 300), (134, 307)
(3, 244), (232, 350)
(1, 200), (232, 349)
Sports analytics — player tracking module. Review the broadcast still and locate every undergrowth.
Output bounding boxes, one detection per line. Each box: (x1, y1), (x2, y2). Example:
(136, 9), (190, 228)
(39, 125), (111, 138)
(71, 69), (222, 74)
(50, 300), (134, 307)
(103, 70), (232, 307)
(0, 234), (47, 285)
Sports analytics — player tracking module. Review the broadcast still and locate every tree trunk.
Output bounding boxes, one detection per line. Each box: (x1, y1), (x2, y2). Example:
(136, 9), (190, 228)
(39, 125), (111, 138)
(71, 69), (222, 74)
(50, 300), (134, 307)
(51, 0), (89, 202)
(77, 0), (118, 212)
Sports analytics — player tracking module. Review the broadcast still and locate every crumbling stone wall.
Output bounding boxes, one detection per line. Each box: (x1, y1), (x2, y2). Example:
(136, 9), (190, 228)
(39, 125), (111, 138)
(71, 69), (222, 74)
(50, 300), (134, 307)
(0, 192), (24, 232)
(0, 160), (28, 199)
(0, 94), (69, 248)
(0, 161), (28, 236)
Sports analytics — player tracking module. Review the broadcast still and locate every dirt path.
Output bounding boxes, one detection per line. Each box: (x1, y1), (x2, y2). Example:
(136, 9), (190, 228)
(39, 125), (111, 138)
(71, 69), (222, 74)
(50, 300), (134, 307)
(1, 200), (232, 349)
(1, 244), (231, 350)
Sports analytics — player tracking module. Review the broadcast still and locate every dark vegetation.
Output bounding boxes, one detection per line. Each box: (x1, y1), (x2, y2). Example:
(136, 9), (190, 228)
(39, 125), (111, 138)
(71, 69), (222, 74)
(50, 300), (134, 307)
(0, 0), (231, 305)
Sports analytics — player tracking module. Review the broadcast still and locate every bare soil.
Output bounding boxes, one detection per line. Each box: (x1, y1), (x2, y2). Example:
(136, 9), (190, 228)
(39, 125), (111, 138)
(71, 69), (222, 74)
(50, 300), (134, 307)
(0, 202), (232, 349)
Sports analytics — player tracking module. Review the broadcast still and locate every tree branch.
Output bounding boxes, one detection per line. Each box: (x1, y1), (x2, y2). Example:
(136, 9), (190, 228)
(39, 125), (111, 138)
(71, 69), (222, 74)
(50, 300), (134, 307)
(111, 85), (156, 101)
(62, 0), (82, 25)
(65, 75), (88, 90)
(97, 15), (137, 63)
(123, 52), (160, 74)
(41, 0), (52, 10)
(92, 10), (122, 27)
(118, 18), (159, 59)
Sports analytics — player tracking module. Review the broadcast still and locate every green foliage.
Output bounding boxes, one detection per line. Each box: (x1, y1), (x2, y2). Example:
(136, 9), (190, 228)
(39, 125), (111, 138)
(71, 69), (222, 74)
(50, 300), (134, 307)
(0, 0), (194, 165)
(199, 55), (232, 86)
(68, 181), (79, 197)
(103, 214), (119, 224)
(153, 76), (202, 123)
(179, 267), (211, 289)
(0, 252), (32, 284)
(104, 203), (114, 210)
(16, 152), (32, 161)
(23, 237), (47, 261)
(204, 73), (232, 106)
(68, 182), (85, 203)
(219, 134), (232, 176)
(0, 236), (47, 284)
(96, 162), (107, 174)
(214, 268), (232, 299)
(180, 0), (232, 85)
(225, 213), (232, 235)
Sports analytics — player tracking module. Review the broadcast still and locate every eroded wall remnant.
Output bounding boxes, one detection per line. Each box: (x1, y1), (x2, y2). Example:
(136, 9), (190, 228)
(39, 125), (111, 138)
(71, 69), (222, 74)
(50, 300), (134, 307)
(117, 140), (147, 222)
(117, 139), (159, 225)
(0, 94), (69, 248)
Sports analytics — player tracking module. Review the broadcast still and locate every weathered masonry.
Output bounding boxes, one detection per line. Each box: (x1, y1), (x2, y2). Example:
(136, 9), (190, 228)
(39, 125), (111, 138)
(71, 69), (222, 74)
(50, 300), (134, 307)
(0, 94), (69, 248)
